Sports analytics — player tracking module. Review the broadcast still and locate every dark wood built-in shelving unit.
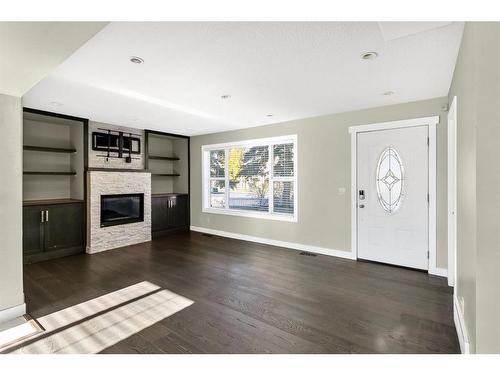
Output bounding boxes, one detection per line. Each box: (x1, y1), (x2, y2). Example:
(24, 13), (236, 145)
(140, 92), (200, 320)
(23, 145), (77, 153)
(22, 107), (88, 264)
(145, 130), (190, 237)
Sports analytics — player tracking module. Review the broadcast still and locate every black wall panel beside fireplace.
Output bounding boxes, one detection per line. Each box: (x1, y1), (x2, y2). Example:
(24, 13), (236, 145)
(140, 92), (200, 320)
(101, 193), (144, 227)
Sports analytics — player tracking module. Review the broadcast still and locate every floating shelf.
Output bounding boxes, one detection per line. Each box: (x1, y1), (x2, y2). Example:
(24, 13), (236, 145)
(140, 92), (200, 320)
(148, 155), (180, 161)
(151, 173), (180, 177)
(23, 171), (77, 176)
(24, 145), (76, 153)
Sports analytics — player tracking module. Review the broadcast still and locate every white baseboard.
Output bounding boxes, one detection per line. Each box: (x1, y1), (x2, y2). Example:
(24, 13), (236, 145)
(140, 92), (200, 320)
(454, 295), (470, 354)
(0, 303), (26, 324)
(429, 267), (448, 278)
(190, 226), (356, 260)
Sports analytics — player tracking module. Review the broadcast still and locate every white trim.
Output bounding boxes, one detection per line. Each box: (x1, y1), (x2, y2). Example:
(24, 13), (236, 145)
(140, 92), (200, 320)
(350, 132), (357, 261)
(0, 303), (26, 324)
(428, 121), (439, 276)
(349, 116), (440, 275)
(348, 116), (439, 134)
(454, 295), (470, 354)
(430, 267), (448, 278)
(448, 96), (458, 288)
(201, 134), (298, 223)
(201, 134), (297, 151)
(190, 226), (356, 260)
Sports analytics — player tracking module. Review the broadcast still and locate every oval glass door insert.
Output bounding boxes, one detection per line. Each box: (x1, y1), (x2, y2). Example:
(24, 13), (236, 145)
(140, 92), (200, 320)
(376, 147), (404, 213)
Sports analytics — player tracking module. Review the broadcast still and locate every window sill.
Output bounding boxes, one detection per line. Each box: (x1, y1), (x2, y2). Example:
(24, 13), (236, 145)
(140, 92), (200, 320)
(202, 207), (297, 222)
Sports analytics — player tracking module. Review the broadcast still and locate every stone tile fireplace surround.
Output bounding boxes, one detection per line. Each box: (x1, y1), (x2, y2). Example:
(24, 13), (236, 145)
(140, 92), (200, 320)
(87, 170), (151, 254)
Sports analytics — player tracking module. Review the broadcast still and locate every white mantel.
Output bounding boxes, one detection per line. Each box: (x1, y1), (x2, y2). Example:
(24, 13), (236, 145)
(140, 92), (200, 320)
(87, 170), (151, 254)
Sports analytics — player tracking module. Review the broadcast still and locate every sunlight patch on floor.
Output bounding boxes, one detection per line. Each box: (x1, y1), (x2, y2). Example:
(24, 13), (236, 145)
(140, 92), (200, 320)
(37, 281), (161, 331)
(7, 281), (193, 354)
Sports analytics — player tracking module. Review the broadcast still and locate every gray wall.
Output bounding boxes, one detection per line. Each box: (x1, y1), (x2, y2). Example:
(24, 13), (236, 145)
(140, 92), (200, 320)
(23, 116), (84, 201)
(149, 134), (189, 194)
(191, 97), (449, 268)
(23, 118), (72, 200)
(173, 138), (189, 194)
(450, 22), (500, 354)
(448, 22), (477, 353)
(0, 94), (24, 316)
(149, 134), (174, 194)
(475, 22), (500, 355)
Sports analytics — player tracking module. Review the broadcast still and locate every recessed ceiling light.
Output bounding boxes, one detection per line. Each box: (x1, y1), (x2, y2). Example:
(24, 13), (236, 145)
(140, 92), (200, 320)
(361, 51), (378, 60)
(129, 56), (144, 64)
(266, 114), (273, 117)
(221, 94), (231, 100)
(382, 91), (395, 96)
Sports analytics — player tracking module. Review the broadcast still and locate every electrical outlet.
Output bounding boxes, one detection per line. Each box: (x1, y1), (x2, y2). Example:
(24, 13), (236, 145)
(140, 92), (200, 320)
(338, 187), (346, 195)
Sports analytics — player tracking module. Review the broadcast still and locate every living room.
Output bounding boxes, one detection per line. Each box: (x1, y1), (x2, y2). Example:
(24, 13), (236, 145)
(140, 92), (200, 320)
(0, 1), (499, 374)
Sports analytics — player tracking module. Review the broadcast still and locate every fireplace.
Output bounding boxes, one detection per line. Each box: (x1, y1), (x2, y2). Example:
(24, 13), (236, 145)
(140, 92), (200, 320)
(100, 193), (144, 227)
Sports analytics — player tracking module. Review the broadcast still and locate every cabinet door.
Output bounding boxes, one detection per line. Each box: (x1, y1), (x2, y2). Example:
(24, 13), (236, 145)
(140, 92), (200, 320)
(166, 197), (176, 228)
(175, 195), (189, 228)
(23, 206), (44, 254)
(44, 203), (84, 252)
(152, 197), (169, 232)
(168, 195), (188, 229)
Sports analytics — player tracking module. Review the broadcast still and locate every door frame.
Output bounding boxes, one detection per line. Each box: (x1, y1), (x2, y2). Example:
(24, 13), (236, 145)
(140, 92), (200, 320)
(447, 97), (457, 287)
(348, 116), (441, 275)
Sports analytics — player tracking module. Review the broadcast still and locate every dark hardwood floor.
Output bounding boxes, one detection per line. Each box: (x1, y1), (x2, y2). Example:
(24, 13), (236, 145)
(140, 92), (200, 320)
(22, 231), (459, 353)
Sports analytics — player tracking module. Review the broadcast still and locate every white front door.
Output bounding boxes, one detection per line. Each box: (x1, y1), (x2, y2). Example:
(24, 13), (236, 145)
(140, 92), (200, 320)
(357, 126), (429, 269)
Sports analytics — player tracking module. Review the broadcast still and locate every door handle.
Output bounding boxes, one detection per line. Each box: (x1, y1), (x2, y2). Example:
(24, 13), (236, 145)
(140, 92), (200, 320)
(359, 204), (365, 208)
(40, 210), (45, 223)
(45, 210), (49, 222)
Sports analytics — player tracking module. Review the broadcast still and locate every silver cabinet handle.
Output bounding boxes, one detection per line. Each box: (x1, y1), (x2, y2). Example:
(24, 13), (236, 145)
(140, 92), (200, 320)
(45, 210), (49, 222)
(40, 210), (45, 223)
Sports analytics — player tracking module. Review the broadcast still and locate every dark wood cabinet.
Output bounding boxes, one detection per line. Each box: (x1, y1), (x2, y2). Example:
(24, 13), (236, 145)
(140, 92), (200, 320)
(23, 206), (44, 255)
(23, 201), (84, 263)
(151, 194), (189, 237)
(44, 203), (84, 252)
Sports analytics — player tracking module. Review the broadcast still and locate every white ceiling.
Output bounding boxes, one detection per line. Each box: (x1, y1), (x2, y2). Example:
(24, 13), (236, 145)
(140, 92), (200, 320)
(0, 22), (107, 97)
(23, 22), (464, 136)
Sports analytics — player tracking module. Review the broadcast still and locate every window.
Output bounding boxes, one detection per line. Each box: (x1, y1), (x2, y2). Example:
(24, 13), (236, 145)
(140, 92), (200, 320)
(203, 135), (297, 221)
(376, 147), (404, 214)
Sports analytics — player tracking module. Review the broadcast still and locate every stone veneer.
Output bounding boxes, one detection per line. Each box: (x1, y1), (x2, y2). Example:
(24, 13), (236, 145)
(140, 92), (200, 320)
(87, 171), (151, 254)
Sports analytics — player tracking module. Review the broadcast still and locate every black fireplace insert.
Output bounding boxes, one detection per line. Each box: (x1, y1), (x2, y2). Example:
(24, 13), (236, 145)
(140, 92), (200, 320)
(100, 193), (144, 227)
